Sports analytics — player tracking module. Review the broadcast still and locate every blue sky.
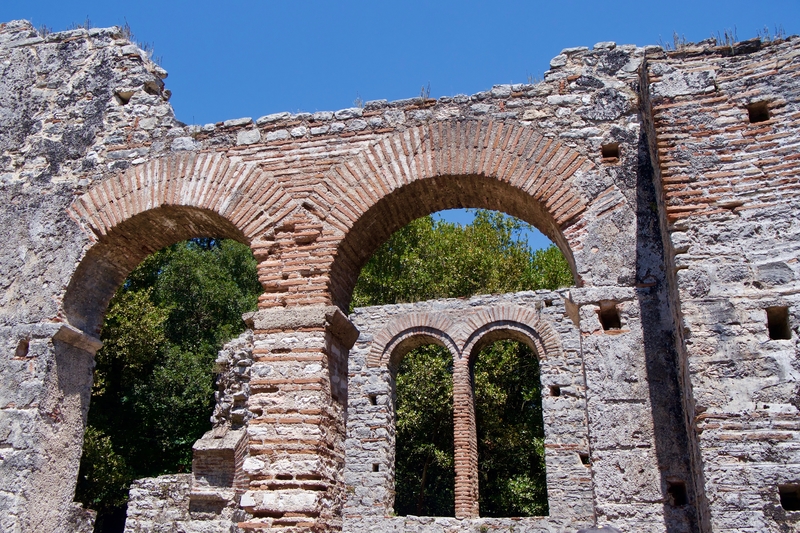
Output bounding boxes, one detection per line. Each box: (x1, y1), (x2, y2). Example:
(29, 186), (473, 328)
(4, 1), (798, 249)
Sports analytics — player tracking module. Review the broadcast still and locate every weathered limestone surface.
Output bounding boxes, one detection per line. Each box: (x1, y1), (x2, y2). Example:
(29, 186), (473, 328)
(123, 474), (248, 533)
(644, 38), (800, 532)
(0, 16), (798, 533)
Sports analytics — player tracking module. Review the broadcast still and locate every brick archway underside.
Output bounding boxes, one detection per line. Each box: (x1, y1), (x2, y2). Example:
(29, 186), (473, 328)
(63, 205), (249, 336)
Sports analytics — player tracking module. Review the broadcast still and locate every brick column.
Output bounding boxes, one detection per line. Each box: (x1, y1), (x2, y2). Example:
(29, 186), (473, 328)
(452, 358), (479, 518)
(238, 306), (358, 532)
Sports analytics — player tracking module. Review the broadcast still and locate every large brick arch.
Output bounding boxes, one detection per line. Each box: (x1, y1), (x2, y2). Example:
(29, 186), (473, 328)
(320, 120), (595, 309)
(64, 152), (296, 335)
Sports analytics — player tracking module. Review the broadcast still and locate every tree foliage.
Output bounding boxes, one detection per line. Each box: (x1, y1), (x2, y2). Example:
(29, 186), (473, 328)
(75, 239), (261, 532)
(394, 345), (455, 517)
(474, 341), (548, 517)
(352, 210), (572, 307)
(352, 210), (571, 517)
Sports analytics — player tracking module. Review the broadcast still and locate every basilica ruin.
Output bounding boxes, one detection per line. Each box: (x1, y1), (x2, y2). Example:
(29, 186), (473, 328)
(1, 18), (799, 533)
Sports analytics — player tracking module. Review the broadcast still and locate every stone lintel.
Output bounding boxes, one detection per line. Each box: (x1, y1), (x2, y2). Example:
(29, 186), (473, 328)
(568, 286), (636, 306)
(53, 324), (103, 354)
(240, 488), (321, 514)
(192, 428), (247, 452)
(247, 305), (359, 349)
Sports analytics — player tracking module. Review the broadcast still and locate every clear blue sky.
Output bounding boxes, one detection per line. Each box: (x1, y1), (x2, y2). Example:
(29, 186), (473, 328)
(4, 1), (798, 249)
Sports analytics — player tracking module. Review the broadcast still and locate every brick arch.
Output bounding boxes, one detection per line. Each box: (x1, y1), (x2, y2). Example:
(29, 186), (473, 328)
(319, 120), (595, 309)
(68, 152), (296, 243)
(64, 152), (297, 335)
(457, 305), (562, 366)
(367, 312), (459, 372)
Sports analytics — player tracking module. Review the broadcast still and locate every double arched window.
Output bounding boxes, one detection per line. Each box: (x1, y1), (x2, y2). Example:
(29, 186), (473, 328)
(345, 299), (591, 524)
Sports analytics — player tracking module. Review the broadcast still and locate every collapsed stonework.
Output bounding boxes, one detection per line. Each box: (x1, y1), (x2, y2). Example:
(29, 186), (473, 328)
(0, 17), (798, 533)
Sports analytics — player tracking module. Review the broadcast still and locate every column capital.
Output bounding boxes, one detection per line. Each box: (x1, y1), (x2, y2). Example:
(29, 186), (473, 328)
(245, 305), (359, 349)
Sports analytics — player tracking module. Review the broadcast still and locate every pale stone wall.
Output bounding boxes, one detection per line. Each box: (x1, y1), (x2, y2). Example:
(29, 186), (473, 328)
(644, 38), (800, 533)
(1, 16), (799, 533)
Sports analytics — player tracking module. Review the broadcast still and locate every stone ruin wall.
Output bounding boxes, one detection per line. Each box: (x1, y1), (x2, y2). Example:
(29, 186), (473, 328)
(344, 291), (591, 533)
(0, 18), (798, 533)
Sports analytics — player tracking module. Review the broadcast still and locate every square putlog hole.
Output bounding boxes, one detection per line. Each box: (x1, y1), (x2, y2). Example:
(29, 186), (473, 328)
(114, 90), (135, 105)
(747, 101), (770, 123)
(549, 385), (561, 397)
(780, 485), (800, 511)
(767, 306), (791, 340)
(15, 339), (29, 358)
(598, 300), (621, 331)
(601, 143), (620, 161)
(667, 480), (688, 506)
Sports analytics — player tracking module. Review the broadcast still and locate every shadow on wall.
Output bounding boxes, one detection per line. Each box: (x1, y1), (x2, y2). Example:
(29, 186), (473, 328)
(636, 116), (699, 532)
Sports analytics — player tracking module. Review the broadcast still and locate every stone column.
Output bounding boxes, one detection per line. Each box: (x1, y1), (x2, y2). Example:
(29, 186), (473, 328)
(238, 306), (358, 532)
(452, 357), (479, 518)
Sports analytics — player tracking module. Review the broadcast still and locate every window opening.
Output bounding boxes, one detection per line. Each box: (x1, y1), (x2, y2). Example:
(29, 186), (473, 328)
(767, 306), (791, 340)
(394, 344), (455, 517)
(579, 452), (591, 466)
(352, 209), (574, 517)
(474, 339), (548, 517)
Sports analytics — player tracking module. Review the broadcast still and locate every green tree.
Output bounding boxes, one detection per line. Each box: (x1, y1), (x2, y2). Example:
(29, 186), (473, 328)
(474, 341), (548, 517)
(394, 345), (455, 516)
(75, 239), (261, 532)
(352, 210), (571, 307)
(352, 210), (571, 517)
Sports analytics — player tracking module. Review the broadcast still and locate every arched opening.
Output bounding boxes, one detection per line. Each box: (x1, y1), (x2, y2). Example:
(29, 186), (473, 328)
(61, 206), (262, 533)
(392, 342), (455, 517)
(472, 337), (548, 517)
(350, 207), (573, 518)
(64, 206), (248, 337)
(330, 173), (581, 311)
(74, 237), (262, 532)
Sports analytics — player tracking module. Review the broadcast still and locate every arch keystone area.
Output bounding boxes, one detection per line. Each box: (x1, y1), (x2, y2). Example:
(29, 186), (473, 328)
(367, 312), (459, 369)
(459, 305), (563, 363)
